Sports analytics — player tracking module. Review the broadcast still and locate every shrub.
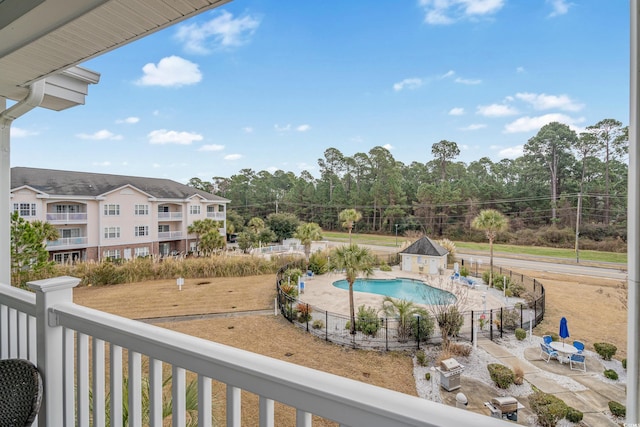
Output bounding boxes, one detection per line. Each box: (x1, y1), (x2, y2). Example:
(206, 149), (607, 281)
(603, 369), (619, 380)
(412, 311), (436, 342)
(608, 401), (626, 418)
(283, 268), (303, 286)
(565, 407), (583, 423)
(594, 342), (617, 360)
(544, 331), (560, 342)
(425, 372), (431, 381)
(379, 262), (392, 272)
(509, 282), (526, 297)
(501, 308), (521, 330)
(416, 350), (429, 366)
(312, 319), (324, 329)
(515, 328), (526, 341)
(354, 305), (381, 337)
(436, 306), (464, 337)
(459, 265), (469, 277)
(487, 364), (514, 389)
(622, 358), (627, 369)
(529, 390), (568, 427)
(280, 283), (298, 297)
(447, 342), (472, 357)
(308, 251), (329, 275)
(513, 365), (524, 385)
(296, 303), (312, 323)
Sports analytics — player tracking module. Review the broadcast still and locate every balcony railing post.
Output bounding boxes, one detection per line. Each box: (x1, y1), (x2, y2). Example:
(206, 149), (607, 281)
(29, 276), (80, 427)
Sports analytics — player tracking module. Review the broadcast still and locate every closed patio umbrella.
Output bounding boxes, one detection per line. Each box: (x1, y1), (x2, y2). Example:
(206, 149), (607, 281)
(559, 317), (569, 344)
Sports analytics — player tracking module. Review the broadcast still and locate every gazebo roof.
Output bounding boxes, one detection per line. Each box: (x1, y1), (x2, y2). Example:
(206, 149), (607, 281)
(399, 236), (448, 257)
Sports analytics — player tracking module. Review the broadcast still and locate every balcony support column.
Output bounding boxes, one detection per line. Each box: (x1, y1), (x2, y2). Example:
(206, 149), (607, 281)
(29, 276), (80, 427)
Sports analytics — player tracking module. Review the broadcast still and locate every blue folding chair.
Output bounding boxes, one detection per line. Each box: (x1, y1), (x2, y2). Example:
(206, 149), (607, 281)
(543, 335), (552, 345)
(540, 343), (558, 363)
(573, 340), (585, 354)
(570, 353), (586, 372)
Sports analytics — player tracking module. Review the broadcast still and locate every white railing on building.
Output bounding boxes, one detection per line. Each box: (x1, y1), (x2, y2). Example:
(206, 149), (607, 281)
(206, 212), (225, 220)
(252, 244), (305, 255)
(158, 212), (182, 220)
(158, 231), (183, 240)
(0, 277), (512, 427)
(46, 212), (88, 222)
(46, 236), (88, 248)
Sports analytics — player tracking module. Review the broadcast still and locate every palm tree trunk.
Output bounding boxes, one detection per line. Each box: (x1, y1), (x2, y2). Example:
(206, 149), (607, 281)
(489, 237), (494, 287)
(349, 283), (356, 334)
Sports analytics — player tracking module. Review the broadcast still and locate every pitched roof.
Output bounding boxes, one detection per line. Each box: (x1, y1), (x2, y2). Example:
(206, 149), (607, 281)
(11, 167), (229, 202)
(399, 236), (448, 257)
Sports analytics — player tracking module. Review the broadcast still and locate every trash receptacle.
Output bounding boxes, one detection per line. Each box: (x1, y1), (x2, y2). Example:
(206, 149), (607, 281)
(491, 396), (521, 422)
(436, 358), (464, 391)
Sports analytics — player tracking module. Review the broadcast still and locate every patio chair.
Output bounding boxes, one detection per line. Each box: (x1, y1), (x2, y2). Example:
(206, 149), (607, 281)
(569, 353), (586, 372)
(540, 343), (559, 363)
(572, 340), (585, 354)
(543, 335), (552, 345)
(0, 359), (43, 426)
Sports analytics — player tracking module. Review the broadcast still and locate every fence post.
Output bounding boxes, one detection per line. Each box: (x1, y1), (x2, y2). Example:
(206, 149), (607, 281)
(489, 310), (493, 341)
(385, 318), (389, 351)
(29, 276), (80, 427)
(520, 304), (523, 329)
(500, 307), (503, 339)
(325, 311), (328, 341)
(306, 303), (310, 332)
(471, 310), (475, 346)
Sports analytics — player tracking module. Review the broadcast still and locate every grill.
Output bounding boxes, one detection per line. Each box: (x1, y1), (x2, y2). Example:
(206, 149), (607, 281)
(436, 358), (464, 391)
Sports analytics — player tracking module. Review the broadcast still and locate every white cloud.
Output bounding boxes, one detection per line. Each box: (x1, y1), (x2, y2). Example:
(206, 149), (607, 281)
(76, 129), (123, 140)
(547, 0), (571, 17)
(92, 161), (112, 167)
(198, 144), (225, 151)
(137, 56), (202, 87)
(460, 123), (487, 131)
(393, 78), (423, 91)
(441, 70), (455, 79)
(419, 0), (505, 25)
(503, 113), (582, 133)
(297, 124), (311, 132)
(477, 104), (518, 117)
(10, 127), (38, 138)
(499, 145), (524, 158)
(175, 10), (260, 54)
(243, 127), (253, 133)
(455, 77), (482, 85)
(516, 66), (525, 73)
(297, 162), (316, 171)
(147, 129), (203, 145)
(383, 144), (394, 150)
(274, 124), (291, 132)
(224, 154), (242, 160)
(449, 107), (465, 115)
(350, 136), (364, 143)
(515, 92), (583, 112)
(116, 117), (139, 124)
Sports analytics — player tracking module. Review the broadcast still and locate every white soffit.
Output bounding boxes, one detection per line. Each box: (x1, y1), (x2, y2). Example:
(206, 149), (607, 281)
(0, 0), (231, 108)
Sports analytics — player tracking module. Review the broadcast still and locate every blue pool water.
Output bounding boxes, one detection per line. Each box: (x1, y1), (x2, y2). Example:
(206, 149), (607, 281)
(332, 278), (456, 305)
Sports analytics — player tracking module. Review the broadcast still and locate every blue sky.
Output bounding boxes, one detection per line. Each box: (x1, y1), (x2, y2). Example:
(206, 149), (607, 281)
(10, 0), (629, 183)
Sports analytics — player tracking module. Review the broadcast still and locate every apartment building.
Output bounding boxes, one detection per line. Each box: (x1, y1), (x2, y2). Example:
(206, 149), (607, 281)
(10, 167), (229, 262)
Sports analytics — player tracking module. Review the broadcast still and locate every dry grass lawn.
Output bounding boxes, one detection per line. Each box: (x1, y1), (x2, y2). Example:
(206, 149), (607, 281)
(73, 265), (627, 424)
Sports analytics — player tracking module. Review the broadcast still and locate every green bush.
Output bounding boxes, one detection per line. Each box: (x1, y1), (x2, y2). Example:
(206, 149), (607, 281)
(412, 311), (436, 342)
(87, 261), (127, 286)
(487, 364), (514, 389)
(603, 369), (619, 380)
(312, 319), (324, 329)
(379, 262), (392, 272)
(425, 372), (431, 381)
(565, 407), (583, 423)
(354, 305), (381, 336)
(459, 266), (469, 277)
(515, 328), (526, 341)
(608, 401), (626, 418)
(296, 303), (312, 323)
(622, 358), (627, 369)
(416, 350), (428, 366)
(544, 331), (560, 342)
(529, 390), (569, 427)
(283, 268), (303, 286)
(308, 251), (330, 274)
(436, 306), (464, 337)
(501, 308), (521, 329)
(594, 342), (617, 360)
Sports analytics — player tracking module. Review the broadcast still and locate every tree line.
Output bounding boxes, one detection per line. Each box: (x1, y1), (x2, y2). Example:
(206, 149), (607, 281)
(188, 119), (628, 249)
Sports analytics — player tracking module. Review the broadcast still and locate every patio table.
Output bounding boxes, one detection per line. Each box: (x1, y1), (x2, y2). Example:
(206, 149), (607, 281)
(549, 342), (578, 364)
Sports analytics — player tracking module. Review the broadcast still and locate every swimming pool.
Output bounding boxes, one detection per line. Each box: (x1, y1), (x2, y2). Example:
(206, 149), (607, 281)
(332, 278), (456, 305)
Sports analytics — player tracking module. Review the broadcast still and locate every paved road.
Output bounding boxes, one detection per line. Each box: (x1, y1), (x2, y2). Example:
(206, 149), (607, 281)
(457, 252), (628, 281)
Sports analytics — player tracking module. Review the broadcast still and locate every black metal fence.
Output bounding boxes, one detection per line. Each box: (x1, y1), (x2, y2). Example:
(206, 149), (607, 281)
(275, 257), (546, 350)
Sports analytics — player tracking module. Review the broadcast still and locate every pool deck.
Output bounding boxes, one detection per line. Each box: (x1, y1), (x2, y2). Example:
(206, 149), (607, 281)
(297, 266), (509, 316)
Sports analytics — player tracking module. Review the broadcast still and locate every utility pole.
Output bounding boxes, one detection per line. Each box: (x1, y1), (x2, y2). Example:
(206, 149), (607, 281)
(575, 192), (582, 263)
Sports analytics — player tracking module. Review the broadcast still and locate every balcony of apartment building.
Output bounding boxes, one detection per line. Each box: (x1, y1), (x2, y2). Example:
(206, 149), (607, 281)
(45, 203), (88, 224)
(205, 204), (226, 221)
(158, 224), (183, 241)
(46, 226), (88, 250)
(0, 276), (508, 427)
(157, 204), (183, 221)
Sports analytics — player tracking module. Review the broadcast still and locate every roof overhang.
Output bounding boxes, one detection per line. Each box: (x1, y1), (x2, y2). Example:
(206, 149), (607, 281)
(0, 0), (231, 110)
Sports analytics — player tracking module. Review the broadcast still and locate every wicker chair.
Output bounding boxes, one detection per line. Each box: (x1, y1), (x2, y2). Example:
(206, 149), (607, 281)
(0, 359), (43, 427)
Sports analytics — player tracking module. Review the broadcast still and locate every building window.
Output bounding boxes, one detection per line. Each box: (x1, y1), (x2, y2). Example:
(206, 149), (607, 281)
(158, 225), (169, 233)
(103, 249), (121, 260)
(135, 247), (150, 257)
(135, 226), (149, 237)
(190, 205), (201, 215)
(13, 203), (36, 217)
(104, 204), (120, 216)
(104, 227), (120, 239)
(218, 205), (225, 212)
(135, 204), (149, 215)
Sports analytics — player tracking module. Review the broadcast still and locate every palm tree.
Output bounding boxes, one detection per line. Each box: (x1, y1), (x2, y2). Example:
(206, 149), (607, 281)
(381, 297), (432, 343)
(331, 244), (374, 335)
(187, 218), (221, 254)
(199, 229), (226, 255)
(338, 209), (362, 244)
(471, 209), (509, 286)
(293, 222), (323, 262)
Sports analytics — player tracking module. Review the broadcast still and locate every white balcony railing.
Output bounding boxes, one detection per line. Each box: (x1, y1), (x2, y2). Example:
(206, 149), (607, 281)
(158, 212), (182, 220)
(46, 236), (88, 248)
(158, 231), (182, 240)
(0, 277), (511, 427)
(46, 212), (88, 222)
(206, 212), (225, 220)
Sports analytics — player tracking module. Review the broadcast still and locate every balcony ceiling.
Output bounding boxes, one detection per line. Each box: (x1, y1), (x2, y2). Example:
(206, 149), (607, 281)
(0, 0), (230, 110)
